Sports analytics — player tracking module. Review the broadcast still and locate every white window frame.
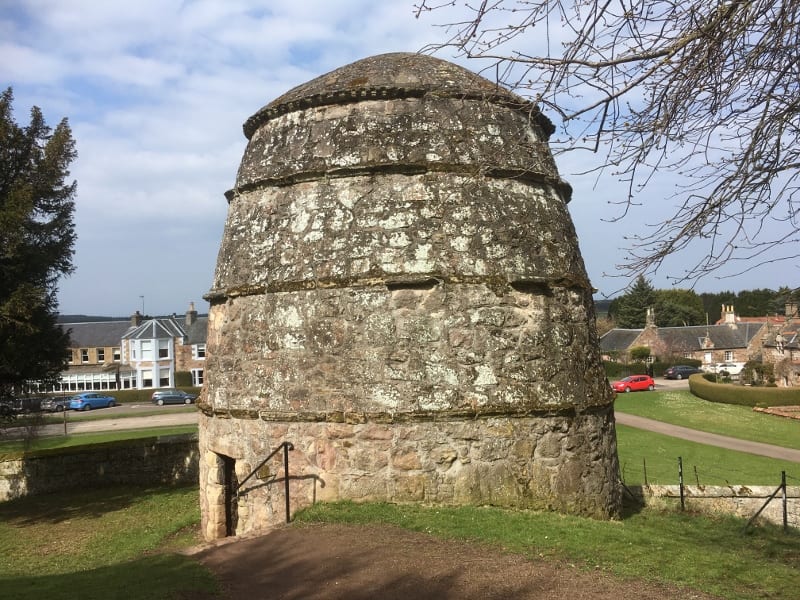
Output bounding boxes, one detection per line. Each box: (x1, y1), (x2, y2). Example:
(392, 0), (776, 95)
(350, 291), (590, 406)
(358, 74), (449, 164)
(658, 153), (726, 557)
(191, 368), (204, 386)
(192, 343), (206, 360)
(724, 350), (734, 361)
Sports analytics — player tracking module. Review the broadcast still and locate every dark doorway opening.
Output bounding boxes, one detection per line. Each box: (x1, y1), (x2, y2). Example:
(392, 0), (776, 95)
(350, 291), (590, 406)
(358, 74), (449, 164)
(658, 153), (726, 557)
(221, 454), (238, 536)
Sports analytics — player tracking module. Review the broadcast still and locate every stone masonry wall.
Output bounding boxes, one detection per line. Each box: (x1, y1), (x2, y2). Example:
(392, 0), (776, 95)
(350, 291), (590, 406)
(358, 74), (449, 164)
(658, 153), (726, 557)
(199, 408), (618, 540)
(0, 434), (199, 502)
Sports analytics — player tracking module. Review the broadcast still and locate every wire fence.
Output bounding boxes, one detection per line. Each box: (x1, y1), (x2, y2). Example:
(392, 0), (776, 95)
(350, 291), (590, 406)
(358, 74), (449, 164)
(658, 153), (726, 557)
(621, 456), (799, 532)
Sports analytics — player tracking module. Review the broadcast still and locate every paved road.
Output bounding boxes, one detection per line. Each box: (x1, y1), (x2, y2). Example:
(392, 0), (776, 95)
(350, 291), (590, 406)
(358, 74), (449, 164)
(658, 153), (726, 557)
(8, 394), (800, 464)
(4, 409), (198, 439)
(615, 412), (800, 463)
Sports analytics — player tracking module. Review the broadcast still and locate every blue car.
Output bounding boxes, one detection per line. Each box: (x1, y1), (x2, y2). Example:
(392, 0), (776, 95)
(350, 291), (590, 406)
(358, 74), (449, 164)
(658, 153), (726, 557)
(69, 392), (117, 411)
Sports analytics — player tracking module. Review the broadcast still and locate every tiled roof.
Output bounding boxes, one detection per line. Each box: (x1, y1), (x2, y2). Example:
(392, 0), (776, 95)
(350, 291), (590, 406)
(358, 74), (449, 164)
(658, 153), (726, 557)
(184, 317), (208, 345)
(600, 322), (768, 352)
(61, 321), (132, 347)
(599, 329), (642, 352)
(124, 318), (186, 340)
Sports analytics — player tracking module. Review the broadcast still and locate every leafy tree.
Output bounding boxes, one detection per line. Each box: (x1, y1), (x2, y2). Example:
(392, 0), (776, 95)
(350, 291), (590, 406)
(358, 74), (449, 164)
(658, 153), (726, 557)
(608, 275), (655, 328)
(417, 1), (800, 283)
(653, 289), (704, 327)
(0, 88), (76, 402)
(735, 288), (778, 317)
(700, 291), (736, 324)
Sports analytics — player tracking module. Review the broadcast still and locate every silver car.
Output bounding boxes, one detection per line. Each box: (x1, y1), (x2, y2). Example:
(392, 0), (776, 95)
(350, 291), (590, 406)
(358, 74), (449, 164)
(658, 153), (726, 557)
(151, 388), (197, 405)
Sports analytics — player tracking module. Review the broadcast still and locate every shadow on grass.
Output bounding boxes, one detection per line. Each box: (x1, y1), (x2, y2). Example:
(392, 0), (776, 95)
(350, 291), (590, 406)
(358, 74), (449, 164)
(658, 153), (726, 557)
(3, 553), (217, 600)
(0, 485), (176, 526)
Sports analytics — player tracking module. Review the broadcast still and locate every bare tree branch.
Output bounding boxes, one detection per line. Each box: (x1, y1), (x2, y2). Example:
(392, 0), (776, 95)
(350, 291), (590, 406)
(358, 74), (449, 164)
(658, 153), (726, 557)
(416, 0), (800, 285)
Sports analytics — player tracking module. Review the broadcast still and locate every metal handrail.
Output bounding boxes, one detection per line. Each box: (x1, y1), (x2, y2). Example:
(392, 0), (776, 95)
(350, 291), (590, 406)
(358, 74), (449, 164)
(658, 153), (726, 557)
(236, 441), (294, 523)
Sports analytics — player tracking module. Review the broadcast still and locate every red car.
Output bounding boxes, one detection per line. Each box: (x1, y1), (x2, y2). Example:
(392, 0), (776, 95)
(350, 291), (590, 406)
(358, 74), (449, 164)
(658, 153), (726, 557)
(610, 375), (655, 393)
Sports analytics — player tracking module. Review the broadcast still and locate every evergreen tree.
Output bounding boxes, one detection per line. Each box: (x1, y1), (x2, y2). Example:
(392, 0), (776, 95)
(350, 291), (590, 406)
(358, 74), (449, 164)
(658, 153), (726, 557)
(0, 88), (76, 401)
(654, 289), (704, 327)
(608, 275), (656, 328)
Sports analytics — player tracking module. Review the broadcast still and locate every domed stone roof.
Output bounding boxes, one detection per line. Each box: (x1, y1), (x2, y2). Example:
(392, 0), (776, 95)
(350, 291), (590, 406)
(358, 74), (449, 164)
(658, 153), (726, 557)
(243, 52), (553, 139)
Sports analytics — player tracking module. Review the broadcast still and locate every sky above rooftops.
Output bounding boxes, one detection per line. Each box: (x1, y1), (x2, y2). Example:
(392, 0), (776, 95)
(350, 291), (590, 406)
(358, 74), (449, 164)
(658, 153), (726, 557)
(2, 1), (795, 317)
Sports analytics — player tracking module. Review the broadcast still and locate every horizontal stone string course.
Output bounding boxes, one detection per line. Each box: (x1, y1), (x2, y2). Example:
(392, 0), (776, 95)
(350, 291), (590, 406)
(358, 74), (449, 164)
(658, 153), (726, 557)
(198, 404), (615, 424)
(205, 277), (592, 303)
(243, 86), (554, 138)
(225, 165), (573, 204)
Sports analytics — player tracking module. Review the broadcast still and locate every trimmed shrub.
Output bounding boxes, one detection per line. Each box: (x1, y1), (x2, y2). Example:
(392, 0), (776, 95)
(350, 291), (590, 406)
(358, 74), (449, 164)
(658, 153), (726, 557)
(689, 373), (800, 407)
(109, 387), (201, 404)
(174, 371), (193, 387)
(603, 361), (649, 379)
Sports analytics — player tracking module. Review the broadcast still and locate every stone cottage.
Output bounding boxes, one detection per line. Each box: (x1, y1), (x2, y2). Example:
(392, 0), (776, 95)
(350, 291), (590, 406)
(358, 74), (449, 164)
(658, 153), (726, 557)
(199, 52), (621, 540)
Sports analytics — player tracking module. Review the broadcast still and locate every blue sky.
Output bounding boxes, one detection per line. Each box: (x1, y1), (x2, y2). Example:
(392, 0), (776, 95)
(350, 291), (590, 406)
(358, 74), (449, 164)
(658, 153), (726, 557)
(2, 1), (794, 317)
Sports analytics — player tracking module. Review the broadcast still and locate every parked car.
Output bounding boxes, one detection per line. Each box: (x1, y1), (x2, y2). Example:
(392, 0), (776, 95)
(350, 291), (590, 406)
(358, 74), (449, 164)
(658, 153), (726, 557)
(151, 388), (197, 405)
(610, 375), (655, 393)
(69, 392), (117, 411)
(708, 362), (745, 376)
(41, 397), (72, 412)
(12, 397), (45, 413)
(663, 365), (703, 380)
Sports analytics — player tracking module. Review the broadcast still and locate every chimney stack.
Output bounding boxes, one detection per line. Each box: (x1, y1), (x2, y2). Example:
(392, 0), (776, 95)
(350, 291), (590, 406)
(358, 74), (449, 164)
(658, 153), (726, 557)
(185, 301), (198, 326)
(131, 310), (143, 327)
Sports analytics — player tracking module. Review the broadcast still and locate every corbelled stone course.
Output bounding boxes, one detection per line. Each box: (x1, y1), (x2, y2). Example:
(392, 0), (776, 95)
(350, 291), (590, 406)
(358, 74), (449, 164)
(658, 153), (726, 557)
(199, 52), (621, 540)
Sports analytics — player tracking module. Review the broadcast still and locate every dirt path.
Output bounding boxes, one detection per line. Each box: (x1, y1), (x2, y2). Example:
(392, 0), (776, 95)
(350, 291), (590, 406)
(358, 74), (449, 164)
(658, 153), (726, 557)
(184, 523), (719, 600)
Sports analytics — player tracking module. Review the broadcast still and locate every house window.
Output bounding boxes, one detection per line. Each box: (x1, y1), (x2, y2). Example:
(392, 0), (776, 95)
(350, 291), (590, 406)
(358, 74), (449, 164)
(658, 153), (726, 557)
(96, 348), (105, 362)
(67, 351), (74, 364)
(81, 349), (89, 363)
(158, 339), (170, 359)
(683, 352), (692, 359)
(140, 340), (153, 360)
(724, 350), (733, 361)
(192, 368), (204, 386)
(142, 369), (153, 388)
(704, 352), (712, 364)
(192, 344), (206, 360)
(113, 347), (121, 362)
(159, 368), (170, 387)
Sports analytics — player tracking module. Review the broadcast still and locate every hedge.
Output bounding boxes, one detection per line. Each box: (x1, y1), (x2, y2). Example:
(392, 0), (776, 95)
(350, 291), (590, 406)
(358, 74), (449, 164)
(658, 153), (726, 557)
(603, 359), (702, 379)
(107, 387), (201, 404)
(688, 374), (800, 407)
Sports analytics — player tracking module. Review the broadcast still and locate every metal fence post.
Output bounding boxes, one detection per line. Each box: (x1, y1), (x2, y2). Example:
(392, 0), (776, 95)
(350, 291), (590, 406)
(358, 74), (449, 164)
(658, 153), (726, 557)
(678, 456), (685, 511)
(782, 471), (787, 532)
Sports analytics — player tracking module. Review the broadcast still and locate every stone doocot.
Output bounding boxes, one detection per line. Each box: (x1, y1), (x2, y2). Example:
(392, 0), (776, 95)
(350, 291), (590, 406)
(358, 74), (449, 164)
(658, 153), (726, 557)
(199, 52), (621, 540)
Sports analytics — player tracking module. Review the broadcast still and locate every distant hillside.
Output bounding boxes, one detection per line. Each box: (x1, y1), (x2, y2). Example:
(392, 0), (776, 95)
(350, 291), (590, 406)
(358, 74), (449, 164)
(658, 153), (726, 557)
(57, 314), (128, 323)
(57, 313), (208, 323)
(594, 298), (613, 317)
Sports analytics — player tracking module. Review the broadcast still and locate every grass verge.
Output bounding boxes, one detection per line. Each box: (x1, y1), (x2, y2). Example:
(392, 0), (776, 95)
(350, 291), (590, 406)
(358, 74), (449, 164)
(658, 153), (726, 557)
(615, 389), (800, 449)
(0, 425), (198, 454)
(295, 500), (800, 600)
(617, 424), (798, 485)
(0, 485), (215, 600)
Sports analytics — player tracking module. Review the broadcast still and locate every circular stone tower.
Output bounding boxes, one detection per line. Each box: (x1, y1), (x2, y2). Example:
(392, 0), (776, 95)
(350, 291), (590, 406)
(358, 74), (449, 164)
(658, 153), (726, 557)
(199, 52), (620, 540)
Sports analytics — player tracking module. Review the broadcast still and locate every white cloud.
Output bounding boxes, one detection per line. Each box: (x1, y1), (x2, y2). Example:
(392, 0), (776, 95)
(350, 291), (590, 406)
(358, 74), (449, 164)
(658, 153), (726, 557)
(2, 0), (791, 315)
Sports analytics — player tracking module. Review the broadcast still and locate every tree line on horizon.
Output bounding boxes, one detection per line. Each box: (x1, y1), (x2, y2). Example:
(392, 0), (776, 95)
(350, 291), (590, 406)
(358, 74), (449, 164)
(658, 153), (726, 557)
(600, 276), (799, 330)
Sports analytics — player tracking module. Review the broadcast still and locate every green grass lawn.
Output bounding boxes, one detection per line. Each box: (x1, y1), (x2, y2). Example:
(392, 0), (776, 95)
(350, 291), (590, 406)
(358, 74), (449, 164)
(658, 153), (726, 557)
(0, 485), (215, 600)
(617, 424), (798, 485)
(615, 389), (800, 449)
(0, 425), (198, 455)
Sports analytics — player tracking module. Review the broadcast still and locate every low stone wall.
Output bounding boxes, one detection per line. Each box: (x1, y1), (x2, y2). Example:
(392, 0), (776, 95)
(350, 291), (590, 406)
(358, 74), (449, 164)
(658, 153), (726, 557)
(633, 484), (800, 529)
(0, 433), (199, 502)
